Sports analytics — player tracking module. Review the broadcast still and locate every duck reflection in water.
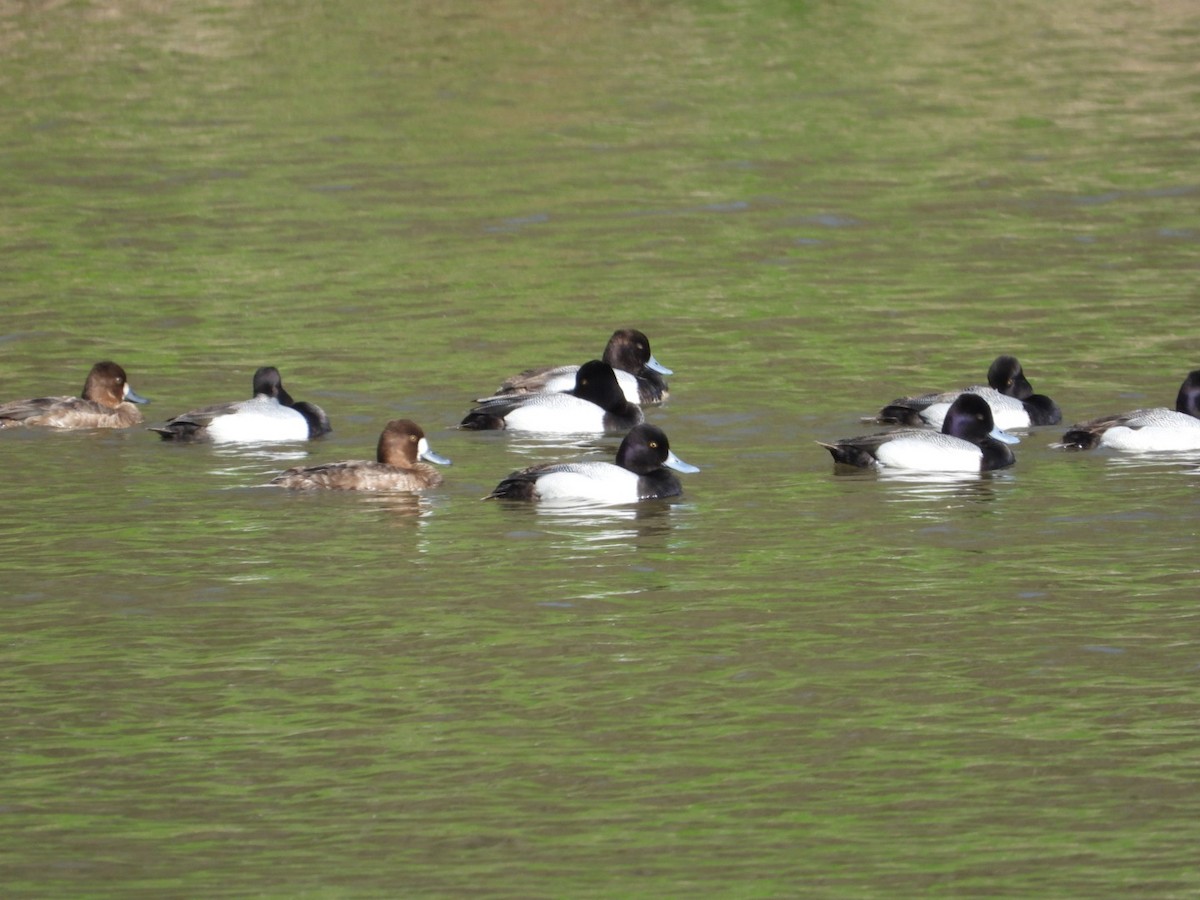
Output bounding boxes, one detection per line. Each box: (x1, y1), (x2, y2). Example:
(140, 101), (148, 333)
(494, 497), (684, 559)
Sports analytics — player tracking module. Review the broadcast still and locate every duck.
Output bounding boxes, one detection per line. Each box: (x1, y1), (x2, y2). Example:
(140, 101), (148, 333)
(151, 366), (331, 443)
(269, 419), (450, 490)
(486, 423), (698, 503)
(0, 361), (149, 429)
(461, 360), (644, 434)
(483, 328), (671, 405)
(821, 392), (1019, 472)
(875, 355), (1061, 429)
(1056, 370), (1200, 451)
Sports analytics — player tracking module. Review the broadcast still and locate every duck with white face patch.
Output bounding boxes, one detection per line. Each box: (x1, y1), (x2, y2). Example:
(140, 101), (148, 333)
(270, 419), (450, 491)
(0, 361), (149, 430)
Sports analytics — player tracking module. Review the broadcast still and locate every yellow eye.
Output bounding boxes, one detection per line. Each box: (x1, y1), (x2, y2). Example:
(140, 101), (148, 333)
(649, 441), (658, 449)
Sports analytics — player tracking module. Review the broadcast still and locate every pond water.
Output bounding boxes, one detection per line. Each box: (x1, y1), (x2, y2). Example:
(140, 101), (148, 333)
(3, 1), (1199, 895)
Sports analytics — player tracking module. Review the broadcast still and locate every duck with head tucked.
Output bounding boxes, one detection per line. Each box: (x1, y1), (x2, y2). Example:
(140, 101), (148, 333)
(270, 419), (450, 491)
(822, 392), (1019, 473)
(1056, 369), (1200, 452)
(483, 328), (672, 406)
(486, 423), (698, 504)
(0, 361), (149, 429)
(151, 366), (330, 443)
(875, 355), (1061, 429)
(462, 359), (643, 434)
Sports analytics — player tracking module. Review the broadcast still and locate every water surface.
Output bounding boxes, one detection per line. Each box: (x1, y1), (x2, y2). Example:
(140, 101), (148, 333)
(3, 1), (1200, 896)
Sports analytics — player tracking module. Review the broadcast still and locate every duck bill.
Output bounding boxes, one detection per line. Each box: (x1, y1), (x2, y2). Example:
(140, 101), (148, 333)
(125, 386), (150, 404)
(663, 450), (699, 473)
(418, 438), (452, 466)
(990, 427), (1020, 445)
(646, 355), (673, 376)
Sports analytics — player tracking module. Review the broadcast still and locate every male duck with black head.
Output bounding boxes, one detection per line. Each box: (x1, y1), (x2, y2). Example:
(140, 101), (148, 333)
(0, 361), (149, 429)
(1056, 369), (1200, 452)
(461, 359), (643, 434)
(875, 355), (1061, 429)
(151, 366), (330, 443)
(269, 419), (450, 491)
(822, 393), (1019, 473)
(486, 424), (698, 504)
(485, 328), (672, 405)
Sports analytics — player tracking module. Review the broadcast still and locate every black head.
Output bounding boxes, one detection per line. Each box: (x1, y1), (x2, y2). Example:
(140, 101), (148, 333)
(1175, 370), (1200, 419)
(941, 392), (999, 443)
(572, 360), (627, 411)
(615, 423), (671, 474)
(603, 329), (653, 373)
(252, 366), (295, 406)
(987, 355), (1033, 400)
(946, 393), (1017, 470)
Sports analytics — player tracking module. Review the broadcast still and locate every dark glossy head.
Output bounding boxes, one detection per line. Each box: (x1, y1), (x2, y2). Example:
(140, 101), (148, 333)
(615, 424), (699, 475)
(603, 328), (672, 376)
(572, 360), (628, 411)
(946, 392), (1020, 445)
(986, 355), (1034, 400)
(252, 366), (296, 406)
(944, 393), (1019, 471)
(1175, 370), (1200, 419)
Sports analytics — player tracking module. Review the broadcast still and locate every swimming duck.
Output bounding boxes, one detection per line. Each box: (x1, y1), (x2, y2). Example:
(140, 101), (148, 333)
(822, 392), (1019, 472)
(270, 419), (450, 490)
(151, 366), (330, 443)
(0, 361), (149, 429)
(461, 360), (644, 434)
(1056, 370), (1200, 451)
(876, 355), (1061, 429)
(486, 423), (698, 503)
(484, 328), (671, 405)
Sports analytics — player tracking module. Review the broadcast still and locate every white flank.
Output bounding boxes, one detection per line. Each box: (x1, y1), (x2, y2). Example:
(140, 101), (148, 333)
(501, 395), (606, 433)
(1101, 411), (1200, 451)
(873, 434), (982, 472)
(533, 464), (640, 504)
(205, 398), (310, 443)
(921, 390), (1030, 430)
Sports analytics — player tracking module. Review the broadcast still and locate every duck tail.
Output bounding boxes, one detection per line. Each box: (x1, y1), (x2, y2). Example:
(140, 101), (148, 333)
(1053, 429), (1101, 451)
(459, 411), (506, 430)
(816, 440), (875, 468)
(874, 403), (924, 426)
